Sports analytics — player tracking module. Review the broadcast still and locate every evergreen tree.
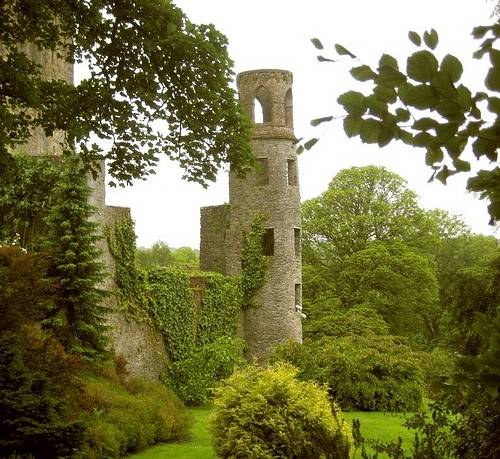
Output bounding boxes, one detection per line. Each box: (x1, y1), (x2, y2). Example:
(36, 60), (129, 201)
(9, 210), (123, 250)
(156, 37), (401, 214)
(42, 154), (108, 360)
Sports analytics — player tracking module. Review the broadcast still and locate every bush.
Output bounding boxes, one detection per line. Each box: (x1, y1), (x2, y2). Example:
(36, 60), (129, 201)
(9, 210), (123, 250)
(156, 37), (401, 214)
(272, 335), (424, 412)
(76, 372), (191, 457)
(210, 363), (352, 459)
(166, 336), (245, 405)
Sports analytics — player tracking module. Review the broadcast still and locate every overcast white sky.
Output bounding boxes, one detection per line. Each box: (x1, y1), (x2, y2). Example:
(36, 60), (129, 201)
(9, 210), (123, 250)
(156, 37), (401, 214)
(105, 0), (498, 248)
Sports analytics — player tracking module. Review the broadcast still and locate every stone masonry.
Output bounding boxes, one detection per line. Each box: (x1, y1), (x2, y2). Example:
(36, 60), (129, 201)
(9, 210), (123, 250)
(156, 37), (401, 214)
(200, 69), (303, 360)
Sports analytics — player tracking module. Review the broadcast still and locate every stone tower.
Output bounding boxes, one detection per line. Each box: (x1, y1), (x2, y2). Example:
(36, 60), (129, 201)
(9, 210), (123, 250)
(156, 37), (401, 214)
(200, 69), (303, 360)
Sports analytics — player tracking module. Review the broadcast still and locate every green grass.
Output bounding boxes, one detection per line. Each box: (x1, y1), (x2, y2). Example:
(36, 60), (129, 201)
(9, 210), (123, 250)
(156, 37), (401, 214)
(128, 407), (216, 459)
(344, 411), (416, 458)
(129, 407), (415, 459)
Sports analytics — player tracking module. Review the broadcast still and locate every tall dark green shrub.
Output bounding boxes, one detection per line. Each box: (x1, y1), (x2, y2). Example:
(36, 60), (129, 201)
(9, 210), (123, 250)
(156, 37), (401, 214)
(42, 154), (108, 360)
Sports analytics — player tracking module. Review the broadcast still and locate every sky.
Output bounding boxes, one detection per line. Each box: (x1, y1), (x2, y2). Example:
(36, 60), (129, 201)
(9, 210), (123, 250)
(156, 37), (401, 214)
(105, 0), (498, 248)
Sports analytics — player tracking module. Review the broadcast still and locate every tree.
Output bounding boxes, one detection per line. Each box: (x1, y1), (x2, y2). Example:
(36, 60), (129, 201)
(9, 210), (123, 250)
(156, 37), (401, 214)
(337, 242), (439, 342)
(136, 241), (174, 269)
(302, 166), (438, 263)
(1, 0), (253, 185)
(307, 22), (499, 224)
(42, 155), (108, 359)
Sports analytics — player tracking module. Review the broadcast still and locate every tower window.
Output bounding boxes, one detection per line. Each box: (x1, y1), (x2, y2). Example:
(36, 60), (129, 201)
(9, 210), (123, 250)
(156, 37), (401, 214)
(254, 85), (272, 123)
(262, 228), (274, 256)
(294, 228), (301, 257)
(256, 158), (269, 185)
(295, 283), (301, 307)
(287, 159), (298, 186)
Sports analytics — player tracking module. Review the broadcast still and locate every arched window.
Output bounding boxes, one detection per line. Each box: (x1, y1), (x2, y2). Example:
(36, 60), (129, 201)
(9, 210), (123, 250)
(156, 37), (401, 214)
(285, 88), (293, 128)
(254, 85), (272, 123)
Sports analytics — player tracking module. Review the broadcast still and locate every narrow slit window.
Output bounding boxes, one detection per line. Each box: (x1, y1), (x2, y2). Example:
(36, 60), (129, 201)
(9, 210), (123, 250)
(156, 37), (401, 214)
(294, 228), (301, 257)
(262, 228), (274, 256)
(256, 158), (269, 185)
(287, 159), (298, 186)
(285, 88), (293, 128)
(295, 283), (301, 307)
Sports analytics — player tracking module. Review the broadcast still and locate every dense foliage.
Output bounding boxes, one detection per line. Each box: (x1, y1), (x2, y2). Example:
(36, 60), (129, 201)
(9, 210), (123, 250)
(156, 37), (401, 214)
(272, 335), (424, 412)
(1, 0), (253, 185)
(0, 245), (192, 458)
(76, 368), (191, 458)
(210, 364), (353, 459)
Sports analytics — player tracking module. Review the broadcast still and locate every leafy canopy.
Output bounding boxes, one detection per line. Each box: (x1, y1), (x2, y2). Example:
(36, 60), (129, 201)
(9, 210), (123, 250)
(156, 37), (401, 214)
(307, 23), (500, 224)
(1, 0), (253, 184)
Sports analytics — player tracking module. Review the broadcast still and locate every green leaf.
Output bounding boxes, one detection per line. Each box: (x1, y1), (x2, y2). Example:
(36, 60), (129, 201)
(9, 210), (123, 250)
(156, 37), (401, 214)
(472, 25), (490, 39)
(335, 44), (356, 58)
(311, 38), (324, 50)
(485, 67), (500, 91)
(366, 95), (388, 117)
(440, 54), (463, 83)
(490, 49), (500, 66)
(395, 108), (411, 122)
(343, 116), (362, 138)
(453, 158), (471, 172)
(350, 65), (377, 82)
(310, 116), (333, 126)
(408, 31), (422, 46)
(403, 84), (438, 109)
(317, 55), (337, 63)
(407, 50), (439, 82)
(430, 71), (457, 99)
(435, 100), (464, 121)
(374, 85), (397, 103)
(487, 96), (500, 115)
(337, 91), (367, 117)
(435, 165), (453, 184)
(376, 66), (406, 87)
(304, 138), (319, 150)
(377, 125), (395, 147)
(425, 147), (444, 165)
(413, 117), (438, 131)
(359, 119), (382, 144)
(423, 29), (439, 50)
(414, 132), (434, 147)
(379, 54), (399, 70)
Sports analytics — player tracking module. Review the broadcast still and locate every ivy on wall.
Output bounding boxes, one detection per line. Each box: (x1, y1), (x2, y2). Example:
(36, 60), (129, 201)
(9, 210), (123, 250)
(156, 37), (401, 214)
(0, 155), (61, 248)
(148, 267), (198, 362)
(106, 216), (150, 323)
(241, 215), (268, 308)
(196, 272), (243, 346)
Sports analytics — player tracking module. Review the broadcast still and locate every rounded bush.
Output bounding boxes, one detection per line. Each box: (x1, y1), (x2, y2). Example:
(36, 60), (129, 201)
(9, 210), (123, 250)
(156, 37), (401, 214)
(210, 363), (352, 459)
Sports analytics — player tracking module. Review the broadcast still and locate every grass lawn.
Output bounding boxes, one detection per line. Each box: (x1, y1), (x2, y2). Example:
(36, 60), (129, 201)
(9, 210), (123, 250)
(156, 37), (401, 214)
(129, 407), (415, 459)
(128, 406), (216, 459)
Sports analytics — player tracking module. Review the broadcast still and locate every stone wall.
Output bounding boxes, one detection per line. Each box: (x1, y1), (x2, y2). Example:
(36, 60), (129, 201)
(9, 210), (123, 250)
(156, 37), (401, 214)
(200, 204), (231, 273)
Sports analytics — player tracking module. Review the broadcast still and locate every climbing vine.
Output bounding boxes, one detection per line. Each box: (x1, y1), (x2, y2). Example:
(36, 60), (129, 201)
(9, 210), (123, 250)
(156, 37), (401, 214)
(148, 268), (198, 362)
(241, 215), (268, 308)
(106, 216), (150, 323)
(0, 155), (61, 248)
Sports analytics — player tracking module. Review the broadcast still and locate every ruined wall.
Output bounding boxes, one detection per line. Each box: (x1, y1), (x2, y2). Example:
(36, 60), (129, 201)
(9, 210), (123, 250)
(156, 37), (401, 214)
(199, 204), (231, 273)
(103, 206), (169, 379)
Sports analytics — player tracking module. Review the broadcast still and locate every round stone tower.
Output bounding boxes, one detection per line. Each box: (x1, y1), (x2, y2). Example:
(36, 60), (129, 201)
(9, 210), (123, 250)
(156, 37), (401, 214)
(226, 69), (303, 360)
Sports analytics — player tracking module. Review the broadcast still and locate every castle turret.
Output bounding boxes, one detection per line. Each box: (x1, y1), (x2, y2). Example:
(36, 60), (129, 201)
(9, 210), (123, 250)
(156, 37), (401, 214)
(200, 69), (303, 360)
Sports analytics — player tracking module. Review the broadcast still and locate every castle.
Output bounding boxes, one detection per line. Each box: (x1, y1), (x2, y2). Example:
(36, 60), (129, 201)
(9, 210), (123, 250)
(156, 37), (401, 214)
(15, 46), (302, 370)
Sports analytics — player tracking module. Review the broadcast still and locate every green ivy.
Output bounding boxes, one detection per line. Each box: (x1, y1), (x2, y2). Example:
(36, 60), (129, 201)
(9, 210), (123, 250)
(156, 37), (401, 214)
(241, 215), (267, 308)
(0, 155), (61, 248)
(106, 216), (150, 323)
(148, 268), (198, 362)
(196, 272), (243, 346)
